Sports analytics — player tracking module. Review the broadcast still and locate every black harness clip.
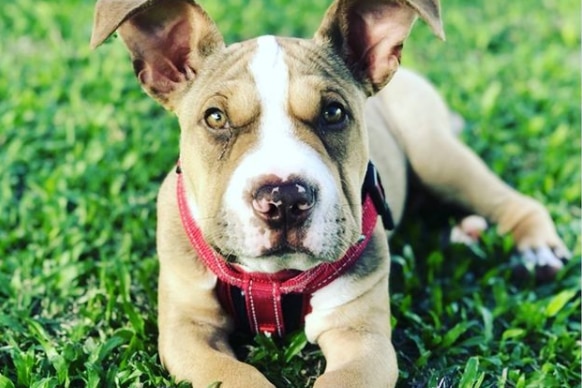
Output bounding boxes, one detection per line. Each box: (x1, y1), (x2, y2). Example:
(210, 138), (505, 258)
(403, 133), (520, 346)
(362, 161), (395, 230)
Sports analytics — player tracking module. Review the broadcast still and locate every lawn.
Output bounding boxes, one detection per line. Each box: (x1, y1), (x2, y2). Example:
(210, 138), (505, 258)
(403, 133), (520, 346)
(0, 0), (580, 387)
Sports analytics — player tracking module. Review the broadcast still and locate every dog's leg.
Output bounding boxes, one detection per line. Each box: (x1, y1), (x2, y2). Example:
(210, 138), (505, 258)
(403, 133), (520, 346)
(311, 276), (397, 388)
(157, 274), (274, 387)
(372, 69), (570, 274)
(304, 226), (397, 388)
(156, 175), (275, 387)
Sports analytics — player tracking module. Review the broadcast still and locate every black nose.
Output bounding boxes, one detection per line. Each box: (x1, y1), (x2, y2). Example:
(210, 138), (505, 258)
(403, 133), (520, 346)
(251, 181), (316, 228)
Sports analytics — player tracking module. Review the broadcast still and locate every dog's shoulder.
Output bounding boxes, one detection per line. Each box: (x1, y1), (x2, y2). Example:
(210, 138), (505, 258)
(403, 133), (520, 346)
(368, 68), (453, 141)
(375, 68), (447, 112)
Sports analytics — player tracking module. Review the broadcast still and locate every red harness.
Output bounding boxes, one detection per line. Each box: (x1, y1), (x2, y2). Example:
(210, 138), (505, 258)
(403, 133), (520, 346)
(176, 162), (392, 336)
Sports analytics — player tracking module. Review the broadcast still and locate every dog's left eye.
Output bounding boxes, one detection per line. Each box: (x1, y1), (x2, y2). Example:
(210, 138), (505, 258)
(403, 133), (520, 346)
(321, 102), (347, 127)
(204, 108), (228, 130)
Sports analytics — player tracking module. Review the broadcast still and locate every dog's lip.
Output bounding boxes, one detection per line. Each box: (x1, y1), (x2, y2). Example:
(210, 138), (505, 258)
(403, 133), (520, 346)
(222, 245), (314, 263)
(219, 243), (345, 273)
(262, 245), (312, 257)
(231, 263), (302, 279)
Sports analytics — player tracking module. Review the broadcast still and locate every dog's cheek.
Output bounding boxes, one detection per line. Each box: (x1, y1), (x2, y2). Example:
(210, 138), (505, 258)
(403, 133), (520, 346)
(214, 208), (273, 256)
(301, 196), (357, 260)
(178, 135), (229, 220)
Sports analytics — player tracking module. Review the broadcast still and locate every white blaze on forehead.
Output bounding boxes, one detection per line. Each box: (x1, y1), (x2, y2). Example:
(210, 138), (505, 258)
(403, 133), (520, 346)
(250, 36), (289, 129)
(248, 35), (295, 175)
(222, 35), (341, 266)
(244, 35), (336, 182)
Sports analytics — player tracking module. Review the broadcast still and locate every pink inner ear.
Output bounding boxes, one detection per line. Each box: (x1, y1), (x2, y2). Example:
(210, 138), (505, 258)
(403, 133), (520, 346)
(135, 56), (180, 97)
(115, 0), (225, 108)
(128, 17), (196, 93)
(348, 2), (416, 88)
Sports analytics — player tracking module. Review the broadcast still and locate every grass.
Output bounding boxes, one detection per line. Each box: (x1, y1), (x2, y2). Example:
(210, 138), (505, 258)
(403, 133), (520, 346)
(0, 0), (579, 387)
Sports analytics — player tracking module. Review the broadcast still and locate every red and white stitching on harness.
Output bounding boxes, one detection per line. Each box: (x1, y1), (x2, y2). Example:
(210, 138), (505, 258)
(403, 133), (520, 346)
(176, 163), (387, 336)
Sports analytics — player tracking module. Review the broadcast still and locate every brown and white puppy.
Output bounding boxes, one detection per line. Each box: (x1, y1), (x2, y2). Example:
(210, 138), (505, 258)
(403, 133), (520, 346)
(91, 0), (569, 386)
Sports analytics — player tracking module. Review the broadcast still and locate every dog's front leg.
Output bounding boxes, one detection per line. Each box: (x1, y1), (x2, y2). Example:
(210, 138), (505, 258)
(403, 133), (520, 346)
(157, 267), (274, 387)
(314, 330), (398, 388)
(315, 326), (397, 388)
(307, 268), (397, 388)
(156, 175), (274, 387)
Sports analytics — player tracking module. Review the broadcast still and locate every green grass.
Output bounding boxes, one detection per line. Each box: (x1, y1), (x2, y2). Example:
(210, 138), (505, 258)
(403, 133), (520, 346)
(1, 0), (579, 387)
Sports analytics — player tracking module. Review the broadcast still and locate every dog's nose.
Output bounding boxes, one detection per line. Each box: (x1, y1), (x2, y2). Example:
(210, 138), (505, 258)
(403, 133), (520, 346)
(251, 181), (316, 228)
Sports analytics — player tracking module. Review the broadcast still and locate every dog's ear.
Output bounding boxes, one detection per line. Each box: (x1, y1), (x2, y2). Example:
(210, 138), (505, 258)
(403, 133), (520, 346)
(314, 0), (444, 94)
(90, 0), (224, 110)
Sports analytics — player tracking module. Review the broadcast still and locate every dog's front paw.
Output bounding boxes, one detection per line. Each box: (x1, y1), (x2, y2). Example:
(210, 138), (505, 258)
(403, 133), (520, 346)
(313, 369), (395, 388)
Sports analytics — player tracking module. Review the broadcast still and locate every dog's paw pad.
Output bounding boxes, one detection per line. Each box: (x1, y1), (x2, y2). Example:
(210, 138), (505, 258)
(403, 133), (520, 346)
(450, 215), (488, 245)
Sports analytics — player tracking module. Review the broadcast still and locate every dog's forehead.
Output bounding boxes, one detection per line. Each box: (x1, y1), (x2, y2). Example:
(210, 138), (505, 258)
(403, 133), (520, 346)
(197, 35), (357, 94)
(248, 36), (287, 88)
(256, 36), (355, 85)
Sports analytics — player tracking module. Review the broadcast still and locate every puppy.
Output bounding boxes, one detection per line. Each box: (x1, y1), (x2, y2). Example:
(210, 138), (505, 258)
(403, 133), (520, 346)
(90, 0), (569, 386)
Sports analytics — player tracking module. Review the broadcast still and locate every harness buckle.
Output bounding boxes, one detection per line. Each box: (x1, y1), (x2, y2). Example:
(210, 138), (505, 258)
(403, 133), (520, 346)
(362, 162), (395, 230)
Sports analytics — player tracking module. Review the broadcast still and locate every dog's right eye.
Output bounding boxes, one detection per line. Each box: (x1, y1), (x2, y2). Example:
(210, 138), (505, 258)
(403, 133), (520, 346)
(204, 108), (228, 130)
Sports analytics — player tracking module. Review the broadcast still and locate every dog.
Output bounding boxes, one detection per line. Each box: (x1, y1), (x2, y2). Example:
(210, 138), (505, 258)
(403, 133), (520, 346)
(90, 0), (569, 386)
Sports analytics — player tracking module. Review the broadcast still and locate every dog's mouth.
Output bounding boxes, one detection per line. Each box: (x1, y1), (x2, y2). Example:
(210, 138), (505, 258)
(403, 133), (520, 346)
(255, 244), (309, 257)
(209, 193), (357, 273)
(219, 244), (330, 273)
(222, 244), (316, 261)
(222, 246), (303, 262)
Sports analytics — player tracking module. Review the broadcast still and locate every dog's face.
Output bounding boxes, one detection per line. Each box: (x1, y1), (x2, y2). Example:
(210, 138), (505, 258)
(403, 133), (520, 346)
(91, 0), (444, 272)
(178, 36), (368, 272)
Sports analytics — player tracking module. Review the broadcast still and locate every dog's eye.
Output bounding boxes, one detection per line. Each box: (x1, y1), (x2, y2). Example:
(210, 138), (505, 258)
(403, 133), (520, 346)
(321, 102), (347, 127)
(204, 108), (228, 130)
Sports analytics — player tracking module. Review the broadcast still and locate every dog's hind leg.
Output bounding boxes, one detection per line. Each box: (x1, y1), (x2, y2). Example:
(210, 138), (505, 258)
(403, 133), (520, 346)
(370, 68), (570, 276)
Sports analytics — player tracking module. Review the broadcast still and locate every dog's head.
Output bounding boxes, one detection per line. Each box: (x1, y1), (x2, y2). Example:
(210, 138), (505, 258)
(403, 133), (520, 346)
(91, 0), (443, 273)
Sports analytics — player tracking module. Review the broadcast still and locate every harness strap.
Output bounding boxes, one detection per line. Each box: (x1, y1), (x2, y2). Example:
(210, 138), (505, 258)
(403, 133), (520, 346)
(216, 277), (310, 335)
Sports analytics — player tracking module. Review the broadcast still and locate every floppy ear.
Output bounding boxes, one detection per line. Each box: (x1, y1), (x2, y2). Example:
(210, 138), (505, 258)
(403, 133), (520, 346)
(314, 0), (444, 94)
(90, 0), (224, 110)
